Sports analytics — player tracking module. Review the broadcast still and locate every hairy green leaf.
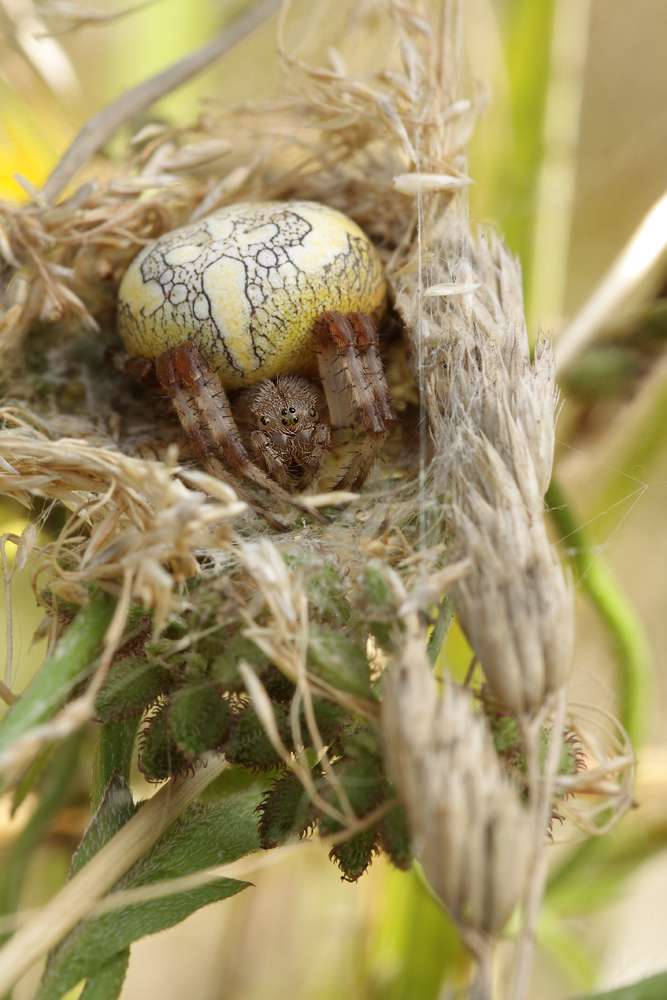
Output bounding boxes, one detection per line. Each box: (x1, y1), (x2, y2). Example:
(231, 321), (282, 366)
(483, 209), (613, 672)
(78, 949), (130, 1000)
(36, 788), (262, 1000)
(138, 704), (188, 781)
(71, 772), (135, 878)
(307, 627), (373, 699)
(320, 757), (385, 882)
(257, 771), (316, 849)
(379, 803), (412, 872)
(168, 683), (230, 760)
(94, 657), (171, 723)
(211, 634), (269, 692)
(224, 702), (286, 770)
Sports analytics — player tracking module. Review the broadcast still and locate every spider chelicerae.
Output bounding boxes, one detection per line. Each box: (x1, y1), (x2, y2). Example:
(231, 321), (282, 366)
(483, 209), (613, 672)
(117, 200), (396, 529)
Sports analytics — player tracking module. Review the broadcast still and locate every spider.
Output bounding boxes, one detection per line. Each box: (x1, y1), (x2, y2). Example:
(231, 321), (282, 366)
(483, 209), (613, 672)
(117, 200), (396, 528)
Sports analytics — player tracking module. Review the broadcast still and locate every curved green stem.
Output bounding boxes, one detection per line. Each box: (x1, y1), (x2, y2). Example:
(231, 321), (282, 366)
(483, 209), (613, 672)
(0, 590), (117, 767)
(427, 595), (454, 666)
(546, 476), (652, 746)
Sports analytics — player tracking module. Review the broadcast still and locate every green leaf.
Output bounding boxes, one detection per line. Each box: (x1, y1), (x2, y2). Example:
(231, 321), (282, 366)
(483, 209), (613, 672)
(71, 773), (135, 878)
(138, 705), (189, 781)
(78, 950), (129, 1000)
(574, 973), (667, 1000)
(0, 591), (116, 770)
(36, 787), (262, 1000)
(307, 627), (373, 699)
(378, 802), (412, 872)
(257, 771), (316, 849)
(211, 635), (269, 692)
(168, 683), (230, 760)
(198, 764), (274, 804)
(328, 827), (379, 883)
(320, 757), (385, 882)
(224, 702), (285, 770)
(94, 657), (170, 723)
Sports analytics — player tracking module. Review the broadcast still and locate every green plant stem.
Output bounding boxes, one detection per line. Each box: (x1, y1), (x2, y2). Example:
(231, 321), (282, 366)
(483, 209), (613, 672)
(92, 719), (140, 813)
(0, 591), (117, 765)
(427, 595), (454, 666)
(0, 732), (84, 1000)
(0, 733), (84, 945)
(546, 477), (652, 746)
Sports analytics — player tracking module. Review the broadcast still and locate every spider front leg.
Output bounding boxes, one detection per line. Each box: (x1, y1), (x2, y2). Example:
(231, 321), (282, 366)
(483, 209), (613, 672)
(154, 342), (328, 527)
(152, 347), (285, 532)
(314, 311), (396, 491)
(248, 423), (331, 490)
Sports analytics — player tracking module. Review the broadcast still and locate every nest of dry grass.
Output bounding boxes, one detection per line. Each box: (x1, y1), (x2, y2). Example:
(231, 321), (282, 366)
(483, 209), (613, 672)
(0, 0), (480, 644)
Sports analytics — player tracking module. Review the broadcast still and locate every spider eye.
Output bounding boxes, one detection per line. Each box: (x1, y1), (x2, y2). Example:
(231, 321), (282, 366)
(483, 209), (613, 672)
(282, 418), (288, 426)
(281, 408), (287, 416)
(260, 416), (269, 426)
(289, 407), (295, 413)
(309, 407), (317, 417)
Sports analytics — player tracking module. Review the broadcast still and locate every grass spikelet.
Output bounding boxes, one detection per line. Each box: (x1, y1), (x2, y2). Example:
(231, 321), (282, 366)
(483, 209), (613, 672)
(397, 222), (572, 717)
(383, 633), (532, 999)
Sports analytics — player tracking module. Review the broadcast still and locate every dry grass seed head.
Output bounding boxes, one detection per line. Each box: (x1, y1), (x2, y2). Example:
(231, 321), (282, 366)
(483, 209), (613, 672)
(383, 633), (532, 935)
(396, 219), (573, 716)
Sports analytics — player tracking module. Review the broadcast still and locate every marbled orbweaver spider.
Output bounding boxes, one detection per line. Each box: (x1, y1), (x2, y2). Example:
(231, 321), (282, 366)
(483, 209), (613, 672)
(117, 200), (396, 527)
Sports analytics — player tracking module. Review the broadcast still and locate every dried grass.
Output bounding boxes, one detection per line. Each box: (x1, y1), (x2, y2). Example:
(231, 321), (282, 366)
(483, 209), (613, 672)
(0, 0), (483, 654)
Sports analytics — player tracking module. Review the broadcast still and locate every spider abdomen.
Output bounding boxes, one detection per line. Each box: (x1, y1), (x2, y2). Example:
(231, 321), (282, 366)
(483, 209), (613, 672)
(118, 200), (386, 389)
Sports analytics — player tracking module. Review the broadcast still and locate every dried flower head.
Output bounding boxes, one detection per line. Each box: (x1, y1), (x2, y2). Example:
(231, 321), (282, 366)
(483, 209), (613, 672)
(383, 634), (532, 935)
(397, 222), (573, 716)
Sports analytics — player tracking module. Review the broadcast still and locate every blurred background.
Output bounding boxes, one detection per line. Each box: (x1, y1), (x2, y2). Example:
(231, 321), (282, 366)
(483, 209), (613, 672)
(2, 0), (667, 997)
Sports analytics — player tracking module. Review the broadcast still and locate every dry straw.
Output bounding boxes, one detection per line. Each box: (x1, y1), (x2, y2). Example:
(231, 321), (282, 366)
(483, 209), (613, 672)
(0, 1), (634, 998)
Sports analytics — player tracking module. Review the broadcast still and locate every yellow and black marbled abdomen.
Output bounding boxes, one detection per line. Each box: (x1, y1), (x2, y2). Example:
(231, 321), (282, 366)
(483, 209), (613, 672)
(118, 200), (387, 389)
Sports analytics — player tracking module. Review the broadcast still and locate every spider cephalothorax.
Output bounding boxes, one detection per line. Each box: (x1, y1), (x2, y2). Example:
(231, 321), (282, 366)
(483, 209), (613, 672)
(238, 375), (330, 491)
(117, 200), (396, 527)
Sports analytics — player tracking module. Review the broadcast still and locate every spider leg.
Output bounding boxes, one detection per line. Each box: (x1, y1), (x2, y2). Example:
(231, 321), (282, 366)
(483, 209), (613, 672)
(347, 312), (396, 428)
(292, 422), (331, 490)
(249, 429), (293, 487)
(155, 348), (287, 532)
(314, 311), (396, 492)
(314, 311), (385, 434)
(174, 342), (329, 525)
